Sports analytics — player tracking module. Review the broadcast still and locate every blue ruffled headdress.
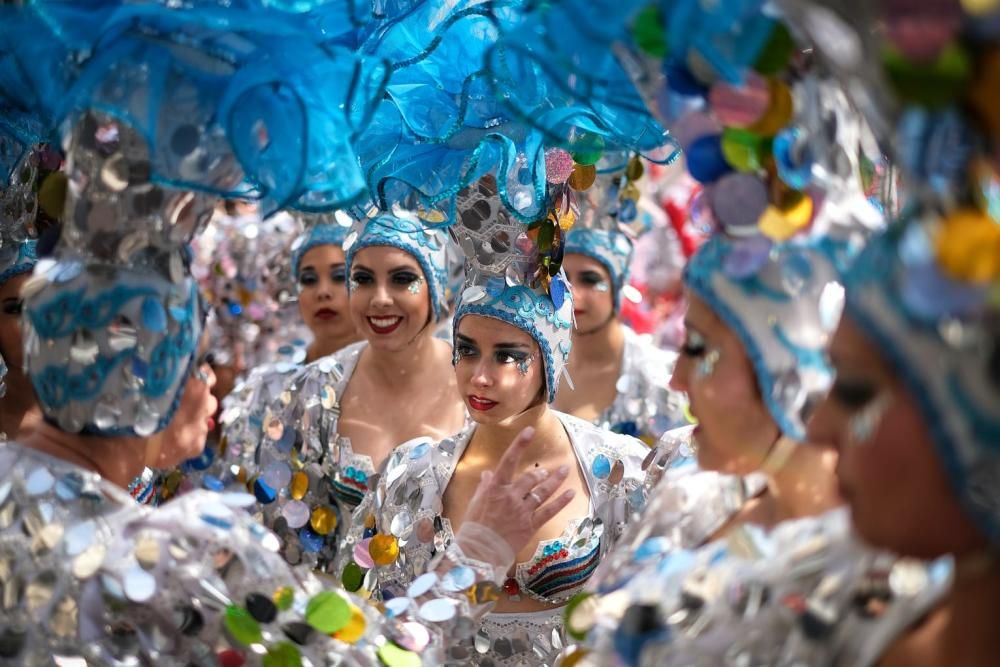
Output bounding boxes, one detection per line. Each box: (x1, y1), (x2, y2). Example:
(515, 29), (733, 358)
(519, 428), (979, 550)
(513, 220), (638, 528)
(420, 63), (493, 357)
(354, 0), (672, 228)
(486, 0), (884, 436)
(344, 209), (450, 322)
(0, 1), (390, 215)
(452, 176), (576, 403)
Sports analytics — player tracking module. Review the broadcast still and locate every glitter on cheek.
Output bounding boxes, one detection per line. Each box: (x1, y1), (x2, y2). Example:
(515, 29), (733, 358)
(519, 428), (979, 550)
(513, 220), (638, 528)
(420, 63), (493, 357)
(695, 349), (720, 379)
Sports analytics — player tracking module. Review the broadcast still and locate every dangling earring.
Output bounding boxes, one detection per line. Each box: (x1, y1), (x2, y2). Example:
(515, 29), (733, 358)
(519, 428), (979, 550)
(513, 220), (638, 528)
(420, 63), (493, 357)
(695, 349), (720, 379)
(849, 394), (890, 445)
(408, 277), (424, 295)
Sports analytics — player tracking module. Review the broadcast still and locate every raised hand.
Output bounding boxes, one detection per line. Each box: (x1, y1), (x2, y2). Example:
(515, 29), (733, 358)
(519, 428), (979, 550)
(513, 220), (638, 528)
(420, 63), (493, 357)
(460, 427), (575, 560)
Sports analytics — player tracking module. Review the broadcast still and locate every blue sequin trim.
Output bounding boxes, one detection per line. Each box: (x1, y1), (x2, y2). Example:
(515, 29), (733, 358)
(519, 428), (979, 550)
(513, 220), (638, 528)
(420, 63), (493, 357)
(291, 224), (351, 277)
(483, 285), (572, 330)
(31, 281), (200, 437)
(685, 268), (801, 440)
(32, 349), (132, 410)
(566, 229), (631, 279)
(772, 322), (829, 371)
(0, 239), (37, 286)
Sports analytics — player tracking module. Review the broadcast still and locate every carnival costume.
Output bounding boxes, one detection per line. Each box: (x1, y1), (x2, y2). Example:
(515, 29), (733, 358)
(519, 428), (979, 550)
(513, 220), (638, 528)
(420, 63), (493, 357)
(0, 142), (42, 401)
(335, 176), (650, 666)
(223, 211), (452, 572)
(171, 213), (352, 499)
(483, 0), (998, 664)
(563, 157), (688, 443)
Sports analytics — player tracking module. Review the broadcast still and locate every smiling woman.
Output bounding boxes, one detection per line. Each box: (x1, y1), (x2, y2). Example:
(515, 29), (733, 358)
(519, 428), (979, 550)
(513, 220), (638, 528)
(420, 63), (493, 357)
(227, 210), (468, 573)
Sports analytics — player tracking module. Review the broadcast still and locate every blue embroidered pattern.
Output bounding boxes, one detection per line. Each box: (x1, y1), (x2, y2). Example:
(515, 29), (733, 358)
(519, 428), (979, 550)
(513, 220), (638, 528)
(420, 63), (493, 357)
(684, 266), (796, 439)
(30, 279), (200, 437)
(33, 349), (132, 410)
(146, 304), (198, 398)
(772, 322), (829, 371)
(565, 228), (632, 303)
(484, 285), (572, 330)
(29, 285), (160, 339)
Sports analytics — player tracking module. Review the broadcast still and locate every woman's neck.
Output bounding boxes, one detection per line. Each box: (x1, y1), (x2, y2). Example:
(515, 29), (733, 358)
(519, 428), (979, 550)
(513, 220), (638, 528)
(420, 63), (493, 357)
(21, 421), (147, 489)
(468, 404), (566, 467)
(938, 557), (1000, 663)
(0, 373), (41, 439)
(761, 440), (841, 524)
(362, 329), (442, 389)
(307, 332), (360, 363)
(569, 317), (625, 368)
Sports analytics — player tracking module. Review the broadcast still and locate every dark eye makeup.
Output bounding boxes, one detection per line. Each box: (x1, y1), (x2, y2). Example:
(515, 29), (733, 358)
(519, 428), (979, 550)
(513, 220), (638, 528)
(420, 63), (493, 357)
(830, 378), (879, 410)
(1, 298), (23, 316)
(680, 328), (707, 358)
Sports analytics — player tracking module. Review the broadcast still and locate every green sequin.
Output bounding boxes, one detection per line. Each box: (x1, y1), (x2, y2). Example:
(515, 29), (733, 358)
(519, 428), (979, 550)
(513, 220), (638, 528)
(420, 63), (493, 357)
(570, 133), (605, 166)
(224, 605), (263, 645)
(632, 5), (667, 57)
(342, 561), (365, 592)
(273, 586), (295, 611)
(305, 591), (351, 633)
(263, 642), (303, 667)
(753, 22), (794, 75)
(377, 643), (422, 667)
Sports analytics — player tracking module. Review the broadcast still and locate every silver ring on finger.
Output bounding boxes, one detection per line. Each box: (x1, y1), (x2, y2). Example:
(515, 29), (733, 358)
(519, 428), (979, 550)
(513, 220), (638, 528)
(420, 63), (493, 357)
(524, 491), (542, 507)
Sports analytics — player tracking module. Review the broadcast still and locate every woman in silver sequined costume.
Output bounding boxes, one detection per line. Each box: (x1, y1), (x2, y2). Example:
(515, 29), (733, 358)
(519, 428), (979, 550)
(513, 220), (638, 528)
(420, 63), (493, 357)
(220, 211), (468, 573)
(555, 158), (689, 446)
(337, 179), (651, 666)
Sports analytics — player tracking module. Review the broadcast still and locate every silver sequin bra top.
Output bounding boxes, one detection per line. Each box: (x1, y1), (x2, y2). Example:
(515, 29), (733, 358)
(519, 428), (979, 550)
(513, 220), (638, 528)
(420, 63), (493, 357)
(340, 411), (649, 665)
(596, 326), (689, 444)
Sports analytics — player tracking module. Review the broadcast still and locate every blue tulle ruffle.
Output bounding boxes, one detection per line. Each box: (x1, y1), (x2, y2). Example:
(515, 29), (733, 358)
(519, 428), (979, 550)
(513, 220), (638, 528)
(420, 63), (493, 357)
(356, 0), (674, 224)
(0, 1), (390, 214)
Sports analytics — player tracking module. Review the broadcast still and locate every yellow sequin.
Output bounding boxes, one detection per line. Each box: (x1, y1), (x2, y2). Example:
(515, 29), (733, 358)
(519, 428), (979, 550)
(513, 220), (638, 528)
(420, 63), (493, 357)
(567, 163), (597, 191)
(936, 208), (1000, 283)
(290, 471), (309, 500)
(368, 534), (400, 566)
(273, 586), (295, 611)
(748, 79), (793, 137)
(310, 506), (338, 535)
(333, 605), (368, 643)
